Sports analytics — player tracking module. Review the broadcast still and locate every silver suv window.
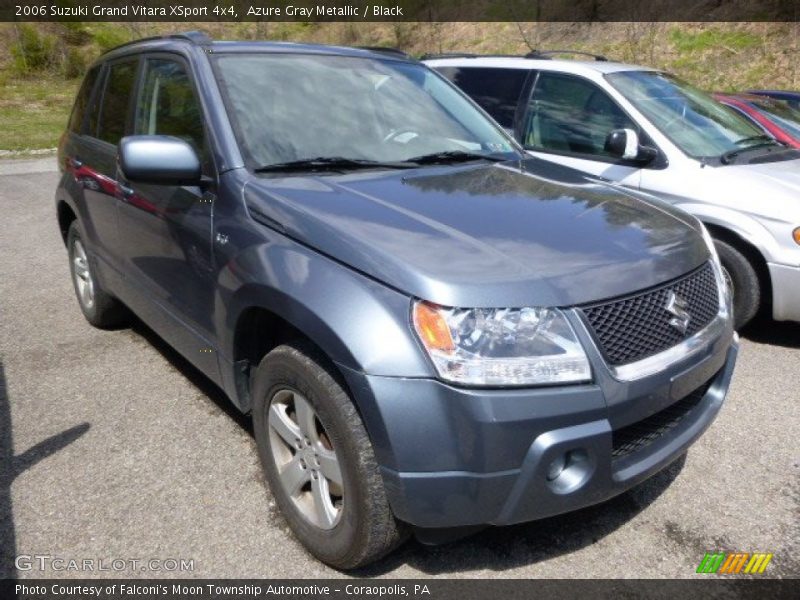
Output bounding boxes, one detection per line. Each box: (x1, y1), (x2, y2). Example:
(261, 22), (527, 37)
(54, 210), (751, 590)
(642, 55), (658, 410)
(607, 71), (763, 159)
(435, 66), (528, 129)
(524, 71), (637, 158)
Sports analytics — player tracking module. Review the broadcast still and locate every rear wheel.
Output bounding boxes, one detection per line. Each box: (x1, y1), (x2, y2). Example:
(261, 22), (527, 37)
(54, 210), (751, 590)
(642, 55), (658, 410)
(252, 342), (406, 569)
(67, 221), (128, 328)
(713, 238), (761, 329)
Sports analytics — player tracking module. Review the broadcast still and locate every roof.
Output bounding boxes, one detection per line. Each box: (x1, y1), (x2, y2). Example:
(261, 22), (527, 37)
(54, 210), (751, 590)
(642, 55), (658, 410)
(714, 92), (765, 102)
(422, 55), (655, 77)
(748, 90), (800, 100)
(714, 92), (791, 108)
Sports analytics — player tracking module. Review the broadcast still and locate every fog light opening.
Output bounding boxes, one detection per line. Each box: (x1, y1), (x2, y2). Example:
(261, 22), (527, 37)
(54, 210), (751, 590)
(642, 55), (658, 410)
(546, 455), (566, 481)
(546, 449), (591, 494)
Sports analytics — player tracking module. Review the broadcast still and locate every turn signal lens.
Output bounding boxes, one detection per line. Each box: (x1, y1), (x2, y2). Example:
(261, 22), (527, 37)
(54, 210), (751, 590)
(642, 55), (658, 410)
(793, 227), (800, 246)
(412, 302), (454, 352)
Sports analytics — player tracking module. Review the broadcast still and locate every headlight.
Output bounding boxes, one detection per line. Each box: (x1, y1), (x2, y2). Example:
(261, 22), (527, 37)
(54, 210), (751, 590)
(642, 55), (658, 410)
(699, 224), (731, 314)
(412, 301), (591, 386)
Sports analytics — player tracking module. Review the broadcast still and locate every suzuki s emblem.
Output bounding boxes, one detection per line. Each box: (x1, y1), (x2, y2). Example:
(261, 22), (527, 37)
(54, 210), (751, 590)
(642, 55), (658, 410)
(665, 290), (691, 334)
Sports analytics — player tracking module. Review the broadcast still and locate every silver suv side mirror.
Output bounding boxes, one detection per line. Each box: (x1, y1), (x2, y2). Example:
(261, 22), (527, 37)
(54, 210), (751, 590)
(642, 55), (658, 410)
(605, 128), (658, 163)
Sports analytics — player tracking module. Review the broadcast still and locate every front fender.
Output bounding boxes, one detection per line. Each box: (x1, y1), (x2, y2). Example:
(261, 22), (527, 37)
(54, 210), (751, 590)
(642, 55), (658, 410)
(673, 202), (781, 262)
(216, 238), (433, 383)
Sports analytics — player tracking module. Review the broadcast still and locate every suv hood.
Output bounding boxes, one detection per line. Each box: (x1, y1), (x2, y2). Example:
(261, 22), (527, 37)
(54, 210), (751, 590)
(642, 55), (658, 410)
(712, 157), (800, 222)
(244, 159), (708, 308)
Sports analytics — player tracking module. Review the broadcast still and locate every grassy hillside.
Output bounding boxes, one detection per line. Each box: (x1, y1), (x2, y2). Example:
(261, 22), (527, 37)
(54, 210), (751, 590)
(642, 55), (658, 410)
(1, 21), (798, 154)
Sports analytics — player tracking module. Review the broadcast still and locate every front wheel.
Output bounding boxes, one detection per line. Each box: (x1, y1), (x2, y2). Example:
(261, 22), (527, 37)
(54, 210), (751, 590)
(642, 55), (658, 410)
(252, 342), (406, 569)
(713, 238), (761, 329)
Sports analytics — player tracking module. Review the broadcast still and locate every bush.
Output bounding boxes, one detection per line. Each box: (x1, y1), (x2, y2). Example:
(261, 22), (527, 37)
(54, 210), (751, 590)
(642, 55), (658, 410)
(62, 22), (92, 46)
(63, 47), (87, 79)
(93, 26), (132, 53)
(10, 24), (59, 75)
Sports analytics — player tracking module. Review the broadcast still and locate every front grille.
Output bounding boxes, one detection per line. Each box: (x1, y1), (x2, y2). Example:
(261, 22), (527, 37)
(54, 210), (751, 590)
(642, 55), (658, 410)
(611, 379), (713, 459)
(580, 263), (719, 366)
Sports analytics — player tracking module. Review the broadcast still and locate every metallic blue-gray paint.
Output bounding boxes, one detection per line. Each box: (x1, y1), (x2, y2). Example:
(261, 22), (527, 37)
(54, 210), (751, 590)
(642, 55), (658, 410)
(56, 37), (737, 533)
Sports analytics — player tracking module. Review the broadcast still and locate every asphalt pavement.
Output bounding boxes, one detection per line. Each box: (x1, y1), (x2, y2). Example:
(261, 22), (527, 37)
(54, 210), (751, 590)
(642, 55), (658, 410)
(1, 157), (798, 579)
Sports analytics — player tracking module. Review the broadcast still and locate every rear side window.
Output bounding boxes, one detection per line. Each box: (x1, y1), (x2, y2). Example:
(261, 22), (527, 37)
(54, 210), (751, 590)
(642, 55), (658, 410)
(134, 58), (207, 162)
(435, 67), (528, 129)
(97, 59), (138, 145)
(67, 65), (101, 134)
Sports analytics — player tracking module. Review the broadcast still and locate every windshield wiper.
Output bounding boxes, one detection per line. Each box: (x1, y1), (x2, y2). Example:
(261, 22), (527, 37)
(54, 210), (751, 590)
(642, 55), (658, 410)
(254, 156), (414, 173)
(403, 150), (508, 165)
(733, 134), (774, 146)
(720, 139), (783, 164)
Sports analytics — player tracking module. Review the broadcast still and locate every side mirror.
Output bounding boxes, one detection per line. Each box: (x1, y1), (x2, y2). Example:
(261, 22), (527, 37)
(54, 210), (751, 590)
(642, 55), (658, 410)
(118, 135), (202, 186)
(604, 128), (657, 163)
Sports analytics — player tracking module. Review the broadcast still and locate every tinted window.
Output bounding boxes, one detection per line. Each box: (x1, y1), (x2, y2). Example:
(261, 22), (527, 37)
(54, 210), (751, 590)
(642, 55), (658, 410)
(68, 65), (101, 134)
(436, 67), (527, 129)
(86, 68), (106, 138)
(97, 59), (137, 145)
(523, 72), (637, 157)
(134, 58), (206, 160)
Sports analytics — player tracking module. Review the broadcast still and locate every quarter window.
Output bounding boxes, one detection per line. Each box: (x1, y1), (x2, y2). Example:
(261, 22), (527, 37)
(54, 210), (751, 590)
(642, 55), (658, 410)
(97, 59), (137, 145)
(524, 72), (637, 157)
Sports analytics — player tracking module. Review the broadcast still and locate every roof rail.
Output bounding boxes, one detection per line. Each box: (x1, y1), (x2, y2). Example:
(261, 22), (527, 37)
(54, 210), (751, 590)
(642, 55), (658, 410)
(170, 31), (213, 45)
(101, 31), (212, 55)
(419, 52), (522, 60)
(525, 49), (608, 61)
(357, 46), (410, 58)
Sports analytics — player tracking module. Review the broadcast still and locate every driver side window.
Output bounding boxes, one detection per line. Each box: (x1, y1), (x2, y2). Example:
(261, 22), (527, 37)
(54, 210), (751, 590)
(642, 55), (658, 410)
(524, 72), (637, 158)
(134, 57), (209, 169)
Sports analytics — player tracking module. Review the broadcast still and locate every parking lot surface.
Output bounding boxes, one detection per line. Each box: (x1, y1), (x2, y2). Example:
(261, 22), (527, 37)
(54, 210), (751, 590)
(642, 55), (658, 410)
(1, 158), (798, 579)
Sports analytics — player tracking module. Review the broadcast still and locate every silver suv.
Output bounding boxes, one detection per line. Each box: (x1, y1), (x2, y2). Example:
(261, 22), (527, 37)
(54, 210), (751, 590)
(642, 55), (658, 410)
(426, 52), (800, 329)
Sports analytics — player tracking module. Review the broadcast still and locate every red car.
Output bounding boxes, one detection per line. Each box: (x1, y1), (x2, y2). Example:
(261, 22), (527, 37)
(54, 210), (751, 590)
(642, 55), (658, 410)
(713, 92), (800, 148)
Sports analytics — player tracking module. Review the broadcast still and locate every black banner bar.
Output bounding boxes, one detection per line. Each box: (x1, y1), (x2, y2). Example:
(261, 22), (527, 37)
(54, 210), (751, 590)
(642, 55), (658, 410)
(2, 0), (800, 22)
(3, 579), (800, 600)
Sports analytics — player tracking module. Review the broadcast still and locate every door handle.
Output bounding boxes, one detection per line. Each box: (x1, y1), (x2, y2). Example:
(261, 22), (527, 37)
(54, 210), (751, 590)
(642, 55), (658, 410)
(70, 157), (83, 169)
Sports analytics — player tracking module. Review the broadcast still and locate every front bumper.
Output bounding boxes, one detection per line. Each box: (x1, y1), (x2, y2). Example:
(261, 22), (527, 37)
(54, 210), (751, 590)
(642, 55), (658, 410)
(339, 316), (737, 529)
(769, 262), (800, 322)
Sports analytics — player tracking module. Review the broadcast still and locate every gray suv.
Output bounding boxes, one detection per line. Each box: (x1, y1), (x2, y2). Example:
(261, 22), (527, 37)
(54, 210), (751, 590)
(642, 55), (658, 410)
(56, 33), (738, 569)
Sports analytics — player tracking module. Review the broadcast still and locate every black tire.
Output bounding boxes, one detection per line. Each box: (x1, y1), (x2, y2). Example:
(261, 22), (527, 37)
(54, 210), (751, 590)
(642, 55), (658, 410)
(714, 238), (761, 329)
(251, 342), (406, 569)
(66, 221), (128, 328)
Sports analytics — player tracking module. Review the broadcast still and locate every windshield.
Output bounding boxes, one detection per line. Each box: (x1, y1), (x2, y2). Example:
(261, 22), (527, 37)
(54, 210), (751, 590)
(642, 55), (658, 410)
(749, 98), (800, 140)
(607, 71), (765, 159)
(213, 53), (518, 169)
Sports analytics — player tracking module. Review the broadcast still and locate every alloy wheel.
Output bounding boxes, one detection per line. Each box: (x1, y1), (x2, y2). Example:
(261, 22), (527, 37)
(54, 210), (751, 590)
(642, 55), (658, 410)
(72, 239), (95, 310)
(267, 388), (343, 529)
